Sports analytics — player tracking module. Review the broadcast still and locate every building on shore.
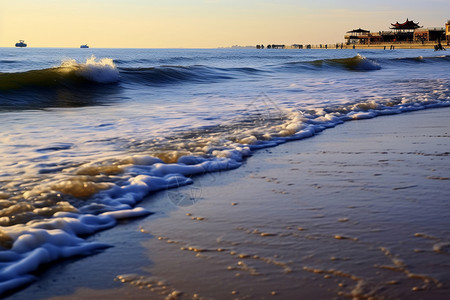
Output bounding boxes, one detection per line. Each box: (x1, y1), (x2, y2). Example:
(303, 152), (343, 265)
(267, 44), (285, 49)
(344, 19), (446, 45)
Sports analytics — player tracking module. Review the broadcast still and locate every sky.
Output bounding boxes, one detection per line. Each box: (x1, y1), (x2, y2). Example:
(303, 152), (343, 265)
(0, 0), (448, 48)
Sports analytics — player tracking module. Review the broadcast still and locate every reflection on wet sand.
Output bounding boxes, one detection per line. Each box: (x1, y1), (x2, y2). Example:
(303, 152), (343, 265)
(111, 109), (450, 300)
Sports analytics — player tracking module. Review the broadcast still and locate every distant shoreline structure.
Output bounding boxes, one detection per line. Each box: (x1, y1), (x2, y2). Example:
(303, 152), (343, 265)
(253, 19), (450, 50)
(254, 43), (446, 50)
(344, 19), (449, 46)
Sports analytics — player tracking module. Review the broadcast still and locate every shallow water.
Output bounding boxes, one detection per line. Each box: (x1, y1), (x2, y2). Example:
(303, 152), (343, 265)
(0, 47), (449, 295)
(127, 109), (450, 300)
(15, 109), (449, 300)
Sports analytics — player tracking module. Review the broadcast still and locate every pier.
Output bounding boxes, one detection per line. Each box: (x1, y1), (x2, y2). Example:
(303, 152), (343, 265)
(257, 42), (444, 50)
(256, 19), (449, 50)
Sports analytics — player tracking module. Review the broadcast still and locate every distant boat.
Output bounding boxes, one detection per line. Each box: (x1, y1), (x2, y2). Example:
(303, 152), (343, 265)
(15, 40), (27, 47)
(80, 44), (89, 48)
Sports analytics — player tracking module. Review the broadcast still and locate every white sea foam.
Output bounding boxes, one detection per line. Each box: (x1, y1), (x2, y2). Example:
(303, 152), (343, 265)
(61, 55), (119, 83)
(0, 205), (156, 294)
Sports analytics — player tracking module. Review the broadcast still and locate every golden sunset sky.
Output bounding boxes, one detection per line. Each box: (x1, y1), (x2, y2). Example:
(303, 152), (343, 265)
(1, 0), (448, 48)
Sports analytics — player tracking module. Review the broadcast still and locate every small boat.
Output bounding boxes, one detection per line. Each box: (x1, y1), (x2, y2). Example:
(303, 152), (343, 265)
(80, 44), (89, 48)
(15, 40), (27, 47)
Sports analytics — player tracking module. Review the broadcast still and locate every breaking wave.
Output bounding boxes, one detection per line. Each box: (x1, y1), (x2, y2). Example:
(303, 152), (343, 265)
(283, 54), (449, 72)
(2, 53), (449, 108)
(283, 54), (381, 71)
(0, 56), (120, 110)
(0, 56), (118, 92)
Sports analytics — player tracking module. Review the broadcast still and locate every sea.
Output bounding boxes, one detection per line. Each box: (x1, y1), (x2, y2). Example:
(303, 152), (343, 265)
(0, 47), (449, 295)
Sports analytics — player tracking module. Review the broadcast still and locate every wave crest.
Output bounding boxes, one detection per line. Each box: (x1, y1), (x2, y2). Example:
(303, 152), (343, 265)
(61, 55), (119, 83)
(0, 56), (120, 110)
(326, 54), (381, 71)
(0, 56), (119, 92)
(283, 54), (381, 72)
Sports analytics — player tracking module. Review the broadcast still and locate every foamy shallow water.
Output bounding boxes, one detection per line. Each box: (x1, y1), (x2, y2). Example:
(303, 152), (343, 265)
(0, 48), (449, 295)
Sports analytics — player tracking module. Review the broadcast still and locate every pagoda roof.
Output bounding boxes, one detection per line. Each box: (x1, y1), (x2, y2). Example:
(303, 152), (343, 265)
(390, 19), (421, 30)
(346, 28), (370, 33)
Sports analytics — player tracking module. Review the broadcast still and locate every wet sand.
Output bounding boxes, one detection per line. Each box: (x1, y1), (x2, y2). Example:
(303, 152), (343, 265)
(6, 108), (450, 300)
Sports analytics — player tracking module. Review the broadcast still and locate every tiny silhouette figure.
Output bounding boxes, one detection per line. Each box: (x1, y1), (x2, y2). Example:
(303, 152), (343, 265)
(435, 43), (446, 51)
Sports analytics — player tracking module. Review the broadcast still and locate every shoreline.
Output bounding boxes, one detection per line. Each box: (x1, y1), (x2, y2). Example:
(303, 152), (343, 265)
(6, 107), (450, 300)
(285, 43), (448, 50)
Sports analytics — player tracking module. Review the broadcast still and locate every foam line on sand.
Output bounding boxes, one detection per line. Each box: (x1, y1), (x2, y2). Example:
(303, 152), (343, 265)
(7, 108), (450, 300)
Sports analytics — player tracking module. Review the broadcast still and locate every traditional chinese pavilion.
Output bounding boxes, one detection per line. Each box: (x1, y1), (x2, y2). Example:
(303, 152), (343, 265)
(390, 19), (421, 32)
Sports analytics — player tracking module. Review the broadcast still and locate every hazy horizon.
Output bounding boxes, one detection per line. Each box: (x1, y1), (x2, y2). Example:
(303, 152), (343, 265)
(1, 0), (449, 48)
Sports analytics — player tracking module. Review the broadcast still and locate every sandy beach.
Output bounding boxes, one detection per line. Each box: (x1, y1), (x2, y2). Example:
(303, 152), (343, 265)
(5, 107), (450, 300)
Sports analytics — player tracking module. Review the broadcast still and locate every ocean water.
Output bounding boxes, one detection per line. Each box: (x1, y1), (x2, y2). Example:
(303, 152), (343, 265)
(0, 47), (449, 295)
